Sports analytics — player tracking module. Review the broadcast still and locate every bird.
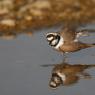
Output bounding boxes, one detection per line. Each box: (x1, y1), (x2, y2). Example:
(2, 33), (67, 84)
(46, 25), (95, 54)
(49, 62), (95, 89)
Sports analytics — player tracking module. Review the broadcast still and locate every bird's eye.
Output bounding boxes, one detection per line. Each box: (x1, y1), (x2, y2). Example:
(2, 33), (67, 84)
(46, 34), (54, 38)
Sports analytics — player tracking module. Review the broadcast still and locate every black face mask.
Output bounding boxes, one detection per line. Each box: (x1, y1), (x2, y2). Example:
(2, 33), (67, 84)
(49, 35), (60, 47)
(50, 73), (63, 88)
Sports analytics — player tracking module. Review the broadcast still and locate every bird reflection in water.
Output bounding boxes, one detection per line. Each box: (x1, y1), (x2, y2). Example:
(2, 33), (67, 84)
(48, 62), (95, 89)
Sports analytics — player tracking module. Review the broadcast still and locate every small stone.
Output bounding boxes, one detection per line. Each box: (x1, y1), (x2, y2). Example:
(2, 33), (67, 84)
(0, 8), (9, 15)
(0, 19), (15, 27)
(25, 15), (32, 21)
(32, 1), (51, 9)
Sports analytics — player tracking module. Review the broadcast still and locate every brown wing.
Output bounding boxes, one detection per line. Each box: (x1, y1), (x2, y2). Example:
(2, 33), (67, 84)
(59, 26), (77, 43)
(59, 41), (93, 52)
(54, 63), (95, 75)
(58, 24), (90, 44)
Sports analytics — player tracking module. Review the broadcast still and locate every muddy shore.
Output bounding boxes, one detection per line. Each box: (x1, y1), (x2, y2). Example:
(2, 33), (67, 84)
(0, 0), (95, 32)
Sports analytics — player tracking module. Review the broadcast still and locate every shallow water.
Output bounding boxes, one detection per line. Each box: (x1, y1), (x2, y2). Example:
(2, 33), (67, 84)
(0, 24), (95, 95)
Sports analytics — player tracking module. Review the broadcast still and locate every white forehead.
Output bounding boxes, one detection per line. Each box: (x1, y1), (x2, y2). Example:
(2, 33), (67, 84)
(47, 36), (53, 41)
(46, 32), (57, 41)
(50, 81), (56, 87)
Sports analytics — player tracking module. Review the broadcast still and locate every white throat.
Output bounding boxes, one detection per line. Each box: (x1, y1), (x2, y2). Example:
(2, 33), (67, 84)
(54, 36), (64, 49)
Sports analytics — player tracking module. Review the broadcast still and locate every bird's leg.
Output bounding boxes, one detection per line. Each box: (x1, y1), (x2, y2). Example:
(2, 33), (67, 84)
(62, 53), (69, 63)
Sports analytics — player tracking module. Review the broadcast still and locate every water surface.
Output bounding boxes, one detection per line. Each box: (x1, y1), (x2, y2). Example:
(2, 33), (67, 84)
(0, 25), (95, 95)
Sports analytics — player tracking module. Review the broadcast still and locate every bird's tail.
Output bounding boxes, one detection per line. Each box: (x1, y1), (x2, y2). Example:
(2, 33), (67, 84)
(88, 43), (95, 47)
(78, 64), (95, 69)
(92, 43), (95, 46)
